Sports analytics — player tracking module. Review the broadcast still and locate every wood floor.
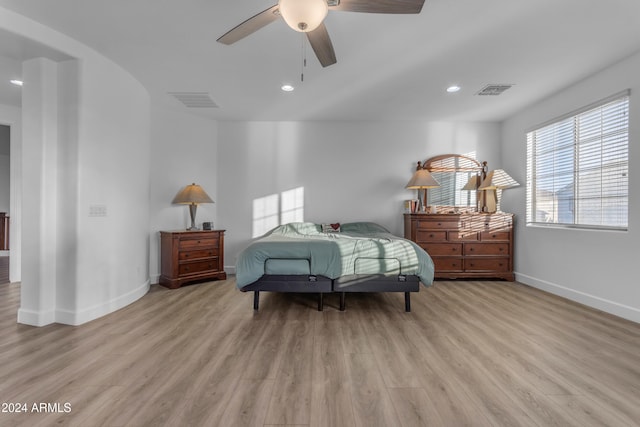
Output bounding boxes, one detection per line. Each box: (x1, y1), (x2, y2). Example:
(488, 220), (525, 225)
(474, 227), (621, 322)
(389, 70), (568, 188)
(1, 279), (640, 427)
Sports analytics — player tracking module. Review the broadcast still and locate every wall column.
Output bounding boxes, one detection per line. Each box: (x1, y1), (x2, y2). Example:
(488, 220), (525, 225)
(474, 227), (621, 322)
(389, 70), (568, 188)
(18, 57), (59, 326)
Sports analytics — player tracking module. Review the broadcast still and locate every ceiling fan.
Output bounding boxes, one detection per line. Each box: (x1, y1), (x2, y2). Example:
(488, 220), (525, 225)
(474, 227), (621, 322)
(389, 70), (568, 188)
(217, 0), (426, 67)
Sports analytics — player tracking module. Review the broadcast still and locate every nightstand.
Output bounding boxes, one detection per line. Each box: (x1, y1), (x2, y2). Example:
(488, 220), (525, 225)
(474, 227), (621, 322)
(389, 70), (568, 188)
(159, 230), (226, 289)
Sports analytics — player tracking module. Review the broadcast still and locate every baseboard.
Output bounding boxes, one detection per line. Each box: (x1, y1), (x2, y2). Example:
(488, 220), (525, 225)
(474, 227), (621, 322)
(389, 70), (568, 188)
(515, 272), (640, 324)
(225, 265), (236, 275)
(55, 280), (150, 326)
(17, 307), (56, 327)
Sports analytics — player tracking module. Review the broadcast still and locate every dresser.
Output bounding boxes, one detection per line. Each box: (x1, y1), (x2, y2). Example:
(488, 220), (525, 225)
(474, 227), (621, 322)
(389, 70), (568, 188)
(159, 230), (226, 289)
(404, 212), (514, 281)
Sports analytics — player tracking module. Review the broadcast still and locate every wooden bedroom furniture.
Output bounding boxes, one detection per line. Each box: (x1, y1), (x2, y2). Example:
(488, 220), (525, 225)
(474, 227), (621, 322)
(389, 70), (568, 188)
(159, 229), (226, 289)
(405, 154), (515, 280)
(404, 212), (514, 280)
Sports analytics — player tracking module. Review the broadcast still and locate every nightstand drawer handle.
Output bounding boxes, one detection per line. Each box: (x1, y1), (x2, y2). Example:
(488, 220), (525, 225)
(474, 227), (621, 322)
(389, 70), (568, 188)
(185, 266), (190, 271)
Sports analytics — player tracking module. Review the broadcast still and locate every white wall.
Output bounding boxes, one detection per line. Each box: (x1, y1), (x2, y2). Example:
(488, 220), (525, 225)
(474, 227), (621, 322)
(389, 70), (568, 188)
(218, 121), (501, 271)
(1, 7), (151, 326)
(501, 50), (640, 323)
(149, 105), (218, 283)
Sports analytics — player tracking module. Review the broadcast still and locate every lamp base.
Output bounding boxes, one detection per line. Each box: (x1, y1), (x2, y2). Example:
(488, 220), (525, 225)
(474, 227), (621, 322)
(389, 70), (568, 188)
(188, 203), (198, 230)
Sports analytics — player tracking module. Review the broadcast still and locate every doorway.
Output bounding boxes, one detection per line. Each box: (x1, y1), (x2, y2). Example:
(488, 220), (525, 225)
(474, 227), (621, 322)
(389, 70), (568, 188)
(0, 124), (9, 284)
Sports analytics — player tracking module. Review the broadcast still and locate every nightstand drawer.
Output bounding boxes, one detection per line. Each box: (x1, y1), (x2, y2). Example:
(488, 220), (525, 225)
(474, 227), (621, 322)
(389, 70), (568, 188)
(179, 237), (219, 249)
(179, 248), (219, 261)
(464, 258), (509, 271)
(179, 259), (219, 276)
(424, 243), (462, 256)
(464, 243), (509, 256)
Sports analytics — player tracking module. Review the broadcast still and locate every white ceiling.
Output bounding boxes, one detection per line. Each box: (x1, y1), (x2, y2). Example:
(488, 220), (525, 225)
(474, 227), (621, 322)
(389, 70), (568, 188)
(1, 0), (640, 122)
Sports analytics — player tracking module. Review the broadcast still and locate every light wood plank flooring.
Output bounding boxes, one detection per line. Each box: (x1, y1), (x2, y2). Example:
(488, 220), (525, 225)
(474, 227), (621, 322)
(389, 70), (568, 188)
(1, 279), (640, 426)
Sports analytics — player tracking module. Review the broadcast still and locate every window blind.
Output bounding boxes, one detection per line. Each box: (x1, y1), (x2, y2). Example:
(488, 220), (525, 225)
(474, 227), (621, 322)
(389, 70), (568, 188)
(526, 92), (629, 230)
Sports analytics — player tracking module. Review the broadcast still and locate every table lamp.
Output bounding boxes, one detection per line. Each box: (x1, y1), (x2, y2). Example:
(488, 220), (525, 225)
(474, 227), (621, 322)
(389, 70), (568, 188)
(172, 183), (214, 230)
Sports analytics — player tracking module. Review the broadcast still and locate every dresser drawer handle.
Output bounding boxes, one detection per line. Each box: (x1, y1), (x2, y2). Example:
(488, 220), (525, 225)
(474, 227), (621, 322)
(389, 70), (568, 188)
(184, 253), (189, 258)
(469, 247), (473, 251)
(429, 234), (435, 238)
(209, 264), (213, 268)
(499, 247), (504, 252)
(185, 266), (190, 271)
(197, 240), (201, 244)
(492, 234), (497, 238)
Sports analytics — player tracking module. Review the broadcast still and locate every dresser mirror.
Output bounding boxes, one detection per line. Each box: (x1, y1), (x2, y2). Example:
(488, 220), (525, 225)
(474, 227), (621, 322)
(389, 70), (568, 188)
(422, 154), (487, 211)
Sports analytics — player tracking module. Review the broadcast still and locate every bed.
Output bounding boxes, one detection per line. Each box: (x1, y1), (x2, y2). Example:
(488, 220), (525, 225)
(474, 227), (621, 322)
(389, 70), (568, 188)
(236, 222), (434, 311)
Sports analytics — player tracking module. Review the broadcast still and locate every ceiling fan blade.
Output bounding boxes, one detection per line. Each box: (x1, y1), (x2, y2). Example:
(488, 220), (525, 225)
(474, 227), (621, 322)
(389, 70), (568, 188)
(217, 4), (280, 45)
(330, 0), (425, 14)
(306, 23), (337, 67)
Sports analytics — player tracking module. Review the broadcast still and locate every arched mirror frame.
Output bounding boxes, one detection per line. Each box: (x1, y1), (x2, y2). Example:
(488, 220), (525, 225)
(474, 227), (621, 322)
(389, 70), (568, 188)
(422, 154), (488, 212)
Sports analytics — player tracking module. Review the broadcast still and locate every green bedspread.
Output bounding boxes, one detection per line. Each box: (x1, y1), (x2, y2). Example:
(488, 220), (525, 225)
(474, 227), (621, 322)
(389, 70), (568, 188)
(236, 222), (434, 288)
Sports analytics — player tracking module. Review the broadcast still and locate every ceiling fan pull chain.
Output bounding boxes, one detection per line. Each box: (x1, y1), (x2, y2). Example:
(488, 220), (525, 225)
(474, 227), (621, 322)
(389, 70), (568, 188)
(300, 33), (306, 82)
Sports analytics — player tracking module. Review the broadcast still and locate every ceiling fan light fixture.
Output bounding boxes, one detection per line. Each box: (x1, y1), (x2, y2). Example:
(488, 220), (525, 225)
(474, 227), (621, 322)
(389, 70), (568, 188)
(278, 0), (328, 32)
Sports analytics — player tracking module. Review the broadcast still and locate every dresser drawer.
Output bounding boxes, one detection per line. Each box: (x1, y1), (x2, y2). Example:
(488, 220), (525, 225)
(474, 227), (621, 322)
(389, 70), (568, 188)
(179, 237), (219, 249)
(416, 230), (447, 242)
(424, 243), (462, 256)
(179, 258), (219, 276)
(433, 257), (463, 272)
(464, 243), (509, 256)
(449, 231), (479, 241)
(464, 258), (510, 272)
(179, 248), (219, 261)
(480, 231), (510, 241)
(418, 220), (459, 230)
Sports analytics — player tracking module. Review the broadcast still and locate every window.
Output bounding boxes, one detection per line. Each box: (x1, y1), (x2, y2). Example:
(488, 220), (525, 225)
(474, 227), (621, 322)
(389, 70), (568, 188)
(526, 91), (629, 230)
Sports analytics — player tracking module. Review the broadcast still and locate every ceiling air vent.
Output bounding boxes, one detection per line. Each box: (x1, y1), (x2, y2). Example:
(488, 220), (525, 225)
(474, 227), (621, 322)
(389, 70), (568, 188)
(168, 92), (219, 108)
(476, 84), (513, 96)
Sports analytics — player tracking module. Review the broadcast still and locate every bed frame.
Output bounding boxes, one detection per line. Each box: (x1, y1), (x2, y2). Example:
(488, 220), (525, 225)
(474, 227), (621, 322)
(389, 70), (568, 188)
(240, 273), (420, 312)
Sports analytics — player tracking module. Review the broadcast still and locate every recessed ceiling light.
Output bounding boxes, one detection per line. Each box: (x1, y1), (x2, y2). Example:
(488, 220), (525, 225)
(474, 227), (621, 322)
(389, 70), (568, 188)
(446, 85), (461, 93)
(281, 84), (294, 92)
(10, 79), (23, 86)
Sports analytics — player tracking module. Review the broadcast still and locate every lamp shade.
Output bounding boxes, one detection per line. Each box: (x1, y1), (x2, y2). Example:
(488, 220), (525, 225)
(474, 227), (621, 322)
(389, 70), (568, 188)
(172, 183), (214, 204)
(405, 169), (440, 189)
(479, 169), (519, 190)
(461, 175), (480, 191)
(278, 0), (328, 32)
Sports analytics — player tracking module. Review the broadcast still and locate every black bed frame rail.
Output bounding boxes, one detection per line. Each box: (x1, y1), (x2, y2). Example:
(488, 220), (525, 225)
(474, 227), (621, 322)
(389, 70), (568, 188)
(241, 274), (420, 313)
